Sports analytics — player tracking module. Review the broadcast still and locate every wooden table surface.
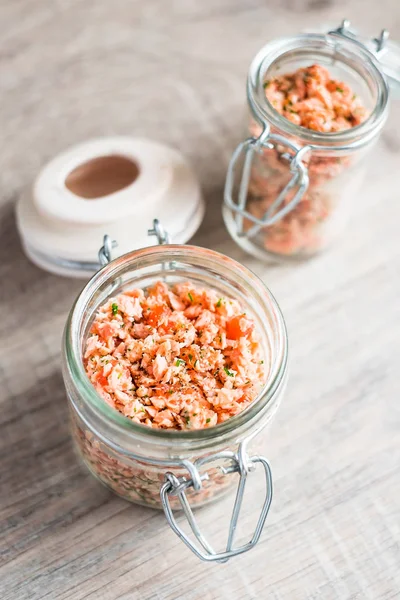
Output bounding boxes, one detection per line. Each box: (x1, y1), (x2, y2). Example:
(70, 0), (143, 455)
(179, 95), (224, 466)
(1, 1), (400, 599)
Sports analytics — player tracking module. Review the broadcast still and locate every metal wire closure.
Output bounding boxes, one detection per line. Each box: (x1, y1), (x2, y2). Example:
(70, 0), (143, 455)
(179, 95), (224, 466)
(329, 19), (389, 55)
(98, 235), (118, 266)
(97, 219), (169, 269)
(160, 442), (273, 563)
(148, 219), (171, 245)
(328, 19), (400, 96)
(224, 126), (310, 238)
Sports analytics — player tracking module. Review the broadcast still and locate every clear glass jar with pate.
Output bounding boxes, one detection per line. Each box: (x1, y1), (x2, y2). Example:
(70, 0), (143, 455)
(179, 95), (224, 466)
(223, 21), (400, 260)
(62, 240), (288, 562)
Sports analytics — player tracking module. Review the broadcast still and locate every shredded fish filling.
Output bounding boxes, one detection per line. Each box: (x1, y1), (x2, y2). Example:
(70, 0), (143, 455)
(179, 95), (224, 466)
(245, 64), (369, 256)
(264, 64), (368, 132)
(84, 281), (266, 430)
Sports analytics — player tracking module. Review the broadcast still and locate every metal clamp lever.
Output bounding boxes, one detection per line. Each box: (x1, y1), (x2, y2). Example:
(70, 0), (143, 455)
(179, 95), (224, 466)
(98, 236), (118, 266)
(148, 219), (171, 245)
(224, 128), (310, 237)
(329, 19), (389, 55)
(97, 219), (170, 268)
(327, 19), (400, 95)
(160, 443), (273, 563)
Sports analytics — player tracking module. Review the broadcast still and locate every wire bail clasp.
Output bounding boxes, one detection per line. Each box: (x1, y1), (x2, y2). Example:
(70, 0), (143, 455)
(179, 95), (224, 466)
(160, 442), (273, 563)
(148, 219), (171, 245)
(98, 235), (118, 267)
(97, 219), (171, 268)
(224, 126), (310, 238)
(327, 20), (400, 95)
(329, 19), (390, 55)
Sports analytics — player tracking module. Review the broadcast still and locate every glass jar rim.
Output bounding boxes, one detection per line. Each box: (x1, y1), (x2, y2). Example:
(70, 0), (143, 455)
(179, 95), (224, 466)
(63, 244), (288, 447)
(247, 32), (389, 148)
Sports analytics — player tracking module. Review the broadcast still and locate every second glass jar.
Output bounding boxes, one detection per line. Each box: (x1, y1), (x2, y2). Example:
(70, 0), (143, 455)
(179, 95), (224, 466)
(223, 31), (390, 259)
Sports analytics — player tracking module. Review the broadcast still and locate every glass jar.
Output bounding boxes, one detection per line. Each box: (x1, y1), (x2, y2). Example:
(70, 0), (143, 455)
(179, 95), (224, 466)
(62, 242), (288, 561)
(223, 23), (398, 260)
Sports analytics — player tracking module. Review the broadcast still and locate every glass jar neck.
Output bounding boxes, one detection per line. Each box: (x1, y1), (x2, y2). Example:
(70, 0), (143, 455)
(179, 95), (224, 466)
(63, 245), (288, 458)
(247, 33), (389, 150)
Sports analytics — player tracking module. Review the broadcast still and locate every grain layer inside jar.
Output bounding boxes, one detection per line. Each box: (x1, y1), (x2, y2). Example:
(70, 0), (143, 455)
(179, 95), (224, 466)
(247, 64), (369, 256)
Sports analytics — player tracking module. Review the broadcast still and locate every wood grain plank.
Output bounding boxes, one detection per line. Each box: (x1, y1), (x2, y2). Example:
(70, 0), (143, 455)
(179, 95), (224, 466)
(0, 0), (400, 598)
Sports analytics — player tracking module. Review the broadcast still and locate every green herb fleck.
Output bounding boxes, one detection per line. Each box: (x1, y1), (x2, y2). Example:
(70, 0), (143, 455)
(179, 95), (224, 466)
(194, 360), (199, 368)
(206, 418), (211, 424)
(168, 390), (174, 395)
(216, 298), (222, 308)
(117, 373), (122, 379)
(336, 87), (344, 93)
(175, 359), (185, 367)
(352, 94), (357, 100)
(193, 413), (198, 417)
(188, 292), (193, 302)
(111, 303), (119, 316)
(263, 80), (270, 88)
(224, 367), (234, 377)
(188, 354), (193, 362)
(185, 416), (190, 425)
(259, 360), (264, 364)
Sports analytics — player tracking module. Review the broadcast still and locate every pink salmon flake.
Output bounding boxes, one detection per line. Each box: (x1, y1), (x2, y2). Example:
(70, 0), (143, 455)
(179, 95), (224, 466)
(84, 281), (267, 430)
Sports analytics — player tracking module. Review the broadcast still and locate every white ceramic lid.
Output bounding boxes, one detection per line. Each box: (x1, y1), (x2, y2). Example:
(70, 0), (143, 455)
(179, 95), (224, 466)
(16, 137), (205, 278)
